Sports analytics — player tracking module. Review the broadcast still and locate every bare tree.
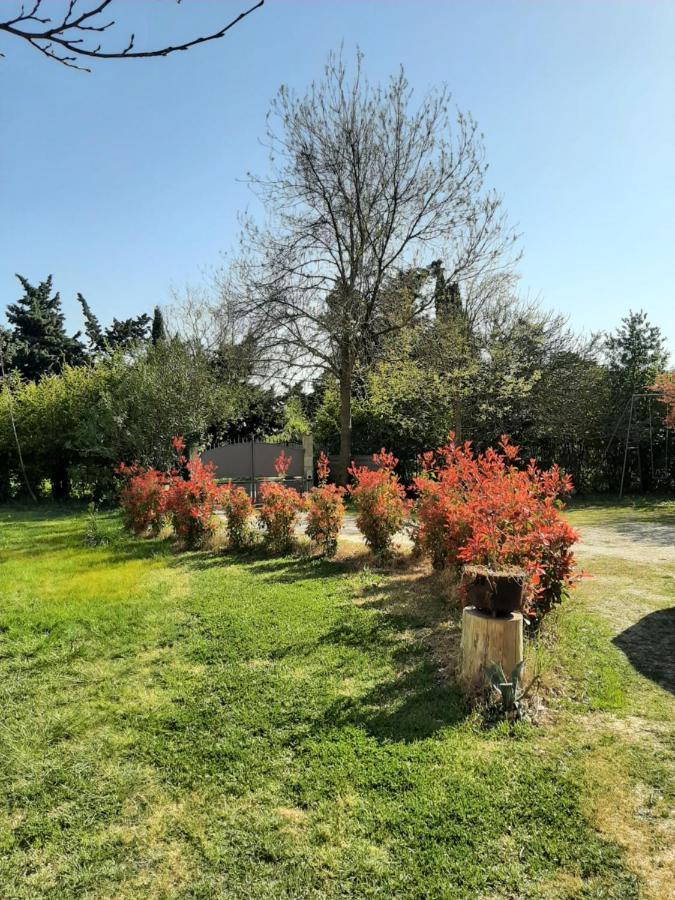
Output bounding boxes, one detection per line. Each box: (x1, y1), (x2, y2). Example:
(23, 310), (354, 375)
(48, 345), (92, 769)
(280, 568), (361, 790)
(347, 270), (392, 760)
(233, 50), (519, 482)
(167, 279), (267, 386)
(0, 0), (263, 71)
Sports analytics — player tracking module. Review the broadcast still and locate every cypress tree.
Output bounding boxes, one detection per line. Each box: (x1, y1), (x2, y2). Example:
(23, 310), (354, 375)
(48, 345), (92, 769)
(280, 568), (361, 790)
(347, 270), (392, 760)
(77, 293), (104, 353)
(151, 305), (166, 345)
(104, 314), (151, 351)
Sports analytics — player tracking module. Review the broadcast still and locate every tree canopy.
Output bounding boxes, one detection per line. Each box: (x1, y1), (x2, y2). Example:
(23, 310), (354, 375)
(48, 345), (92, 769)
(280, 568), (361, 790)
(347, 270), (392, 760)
(4, 275), (85, 381)
(233, 50), (518, 481)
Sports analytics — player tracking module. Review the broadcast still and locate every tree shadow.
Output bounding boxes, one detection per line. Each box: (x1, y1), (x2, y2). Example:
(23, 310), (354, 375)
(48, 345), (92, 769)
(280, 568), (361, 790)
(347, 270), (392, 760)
(242, 552), (368, 583)
(613, 607), (675, 694)
(605, 521), (675, 547)
(323, 655), (467, 742)
(320, 567), (469, 742)
(568, 496), (675, 527)
(168, 549), (336, 580)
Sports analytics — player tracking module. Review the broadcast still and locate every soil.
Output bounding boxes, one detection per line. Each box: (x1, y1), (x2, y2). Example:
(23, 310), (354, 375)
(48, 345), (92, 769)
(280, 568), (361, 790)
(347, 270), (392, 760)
(575, 522), (675, 565)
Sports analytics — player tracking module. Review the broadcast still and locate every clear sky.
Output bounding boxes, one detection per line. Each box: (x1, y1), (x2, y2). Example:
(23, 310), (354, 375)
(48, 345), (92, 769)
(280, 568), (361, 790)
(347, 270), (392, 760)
(2, 0), (673, 355)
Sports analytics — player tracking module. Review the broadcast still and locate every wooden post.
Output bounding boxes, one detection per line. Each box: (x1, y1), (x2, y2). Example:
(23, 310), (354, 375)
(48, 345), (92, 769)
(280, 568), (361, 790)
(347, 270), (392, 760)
(460, 606), (524, 690)
(302, 434), (314, 491)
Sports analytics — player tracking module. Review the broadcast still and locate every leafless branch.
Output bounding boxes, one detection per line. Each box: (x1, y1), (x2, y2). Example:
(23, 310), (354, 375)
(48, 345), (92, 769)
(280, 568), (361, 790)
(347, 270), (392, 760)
(0, 0), (263, 71)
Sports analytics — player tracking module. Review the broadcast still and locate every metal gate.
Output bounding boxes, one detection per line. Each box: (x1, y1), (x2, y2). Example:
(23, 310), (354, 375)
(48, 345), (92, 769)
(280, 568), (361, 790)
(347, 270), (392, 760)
(201, 436), (313, 500)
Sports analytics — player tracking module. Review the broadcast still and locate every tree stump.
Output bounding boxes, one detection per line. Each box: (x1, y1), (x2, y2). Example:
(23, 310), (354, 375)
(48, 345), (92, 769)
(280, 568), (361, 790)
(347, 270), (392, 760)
(460, 606), (524, 690)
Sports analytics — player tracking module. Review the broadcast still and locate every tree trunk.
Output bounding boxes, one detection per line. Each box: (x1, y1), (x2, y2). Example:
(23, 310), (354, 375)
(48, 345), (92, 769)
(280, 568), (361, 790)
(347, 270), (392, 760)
(51, 461), (71, 501)
(454, 396), (463, 442)
(336, 348), (352, 486)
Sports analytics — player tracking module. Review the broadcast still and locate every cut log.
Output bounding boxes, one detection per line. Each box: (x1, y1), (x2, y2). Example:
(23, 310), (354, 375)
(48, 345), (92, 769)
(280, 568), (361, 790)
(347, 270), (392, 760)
(460, 606), (524, 690)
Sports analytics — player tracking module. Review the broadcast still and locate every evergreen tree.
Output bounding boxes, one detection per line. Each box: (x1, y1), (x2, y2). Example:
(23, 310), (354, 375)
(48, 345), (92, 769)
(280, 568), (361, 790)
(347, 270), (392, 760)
(77, 293), (151, 355)
(77, 293), (104, 353)
(430, 260), (462, 322)
(151, 306), (167, 345)
(6, 275), (85, 380)
(104, 314), (151, 351)
(605, 310), (668, 402)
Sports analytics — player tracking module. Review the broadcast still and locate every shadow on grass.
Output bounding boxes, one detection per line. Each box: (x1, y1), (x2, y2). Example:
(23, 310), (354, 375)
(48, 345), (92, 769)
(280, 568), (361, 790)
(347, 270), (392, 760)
(320, 567), (468, 742)
(613, 607), (675, 694)
(323, 655), (467, 742)
(0, 509), (176, 566)
(567, 495), (675, 525)
(171, 546), (469, 743)
(602, 521), (675, 547)
(176, 545), (371, 582)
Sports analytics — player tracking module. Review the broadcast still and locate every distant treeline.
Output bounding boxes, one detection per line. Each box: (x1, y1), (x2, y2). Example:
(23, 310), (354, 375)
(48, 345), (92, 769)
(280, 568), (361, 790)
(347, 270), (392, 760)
(0, 272), (672, 501)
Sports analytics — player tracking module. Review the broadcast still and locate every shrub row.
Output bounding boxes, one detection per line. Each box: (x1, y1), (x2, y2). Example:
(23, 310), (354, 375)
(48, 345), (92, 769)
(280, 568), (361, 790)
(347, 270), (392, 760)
(117, 436), (579, 622)
(117, 441), (346, 557)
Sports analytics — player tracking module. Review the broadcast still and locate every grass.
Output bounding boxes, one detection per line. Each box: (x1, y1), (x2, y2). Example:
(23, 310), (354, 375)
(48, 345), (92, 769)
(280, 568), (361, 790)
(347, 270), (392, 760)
(0, 502), (673, 898)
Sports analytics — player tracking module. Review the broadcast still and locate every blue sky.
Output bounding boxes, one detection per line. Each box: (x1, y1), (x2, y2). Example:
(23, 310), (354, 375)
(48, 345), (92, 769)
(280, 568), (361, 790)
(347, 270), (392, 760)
(2, 0), (673, 355)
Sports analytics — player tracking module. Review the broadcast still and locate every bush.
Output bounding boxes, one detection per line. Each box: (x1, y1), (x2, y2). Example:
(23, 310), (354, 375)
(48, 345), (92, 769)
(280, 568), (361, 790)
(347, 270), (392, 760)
(349, 449), (410, 556)
(258, 451), (302, 553)
(0, 344), (241, 502)
(413, 435), (579, 621)
(83, 502), (109, 547)
(116, 462), (167, 536)
(305, 451), (345, 557)
(221, 484), (254, 549)
(164, 436), (223, 548)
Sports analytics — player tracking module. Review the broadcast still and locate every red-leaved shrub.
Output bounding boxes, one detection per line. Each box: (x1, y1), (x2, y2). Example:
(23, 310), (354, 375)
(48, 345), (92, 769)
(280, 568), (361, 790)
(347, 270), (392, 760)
(305, 451), (345, 557)
(414, 435), (579, 621)
(349, 449), (410, 556)
(164, 436), (223, 548)
(117, 436), (223, 548)
(258, 451), (302, 552)
(221, 483), (254, 549)
(651, 371), (675, 428)
(116, 463), (167, 536)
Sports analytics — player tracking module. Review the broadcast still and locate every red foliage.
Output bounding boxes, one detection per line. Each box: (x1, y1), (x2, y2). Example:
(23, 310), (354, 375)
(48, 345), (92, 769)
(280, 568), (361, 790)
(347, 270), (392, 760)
(221, 484), (254, 549)
(274, 449), (292, 476)
(258, 451), (303, 552)
(305, 453), (345, 557)
(348, 449), (411, 556)
(117, 435), (223, 548)
(164, 448), (224, 549)
(316, 450), (331, 484)
(414, 435), (580, 621)
(651, 371), (675, 428)
(115, 462), (167, 536)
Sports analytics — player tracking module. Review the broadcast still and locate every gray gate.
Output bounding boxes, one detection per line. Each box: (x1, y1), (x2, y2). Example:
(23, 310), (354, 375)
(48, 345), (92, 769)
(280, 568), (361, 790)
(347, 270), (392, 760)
(201, 436), (313, 500)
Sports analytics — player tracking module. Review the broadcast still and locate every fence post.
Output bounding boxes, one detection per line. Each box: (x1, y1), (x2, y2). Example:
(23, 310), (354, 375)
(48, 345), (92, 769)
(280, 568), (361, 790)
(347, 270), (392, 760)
(251, 440), (256, 502)
(302, 434), (314, 491)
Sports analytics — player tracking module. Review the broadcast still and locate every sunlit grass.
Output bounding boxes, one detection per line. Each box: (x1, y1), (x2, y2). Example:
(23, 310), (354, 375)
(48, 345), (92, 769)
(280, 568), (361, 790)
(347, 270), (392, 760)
(0, 504), (672, 897)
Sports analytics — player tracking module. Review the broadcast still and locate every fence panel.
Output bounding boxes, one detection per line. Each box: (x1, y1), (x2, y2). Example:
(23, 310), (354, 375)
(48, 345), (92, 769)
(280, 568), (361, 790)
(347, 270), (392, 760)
(201, 440), (309, 500)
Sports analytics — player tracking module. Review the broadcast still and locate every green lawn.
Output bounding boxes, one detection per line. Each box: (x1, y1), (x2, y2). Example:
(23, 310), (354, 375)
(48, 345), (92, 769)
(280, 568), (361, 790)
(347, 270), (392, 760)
(0, 503), (673, 898)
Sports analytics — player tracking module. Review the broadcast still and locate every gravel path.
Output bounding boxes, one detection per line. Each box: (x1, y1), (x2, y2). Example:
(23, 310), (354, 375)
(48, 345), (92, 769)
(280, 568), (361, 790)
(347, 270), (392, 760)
(322, 513), (675, 563)
(224, 509), (675, 563)
(574, 522), (675, 564)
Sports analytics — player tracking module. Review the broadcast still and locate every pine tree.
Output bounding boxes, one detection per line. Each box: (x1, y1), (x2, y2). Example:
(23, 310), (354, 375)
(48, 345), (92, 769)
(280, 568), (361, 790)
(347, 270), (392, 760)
(77, 293), (152, 355)
(104, 314), (151, 351)
(151, 306), (166, 345)
(605, 310), (668, 402)
(77, 293), (104, 353)
(6, 275), (85, 380)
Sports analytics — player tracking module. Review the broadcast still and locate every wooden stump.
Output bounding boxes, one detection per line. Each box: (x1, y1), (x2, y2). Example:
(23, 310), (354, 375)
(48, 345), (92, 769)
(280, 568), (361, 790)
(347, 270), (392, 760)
(460, 606), (524, 690)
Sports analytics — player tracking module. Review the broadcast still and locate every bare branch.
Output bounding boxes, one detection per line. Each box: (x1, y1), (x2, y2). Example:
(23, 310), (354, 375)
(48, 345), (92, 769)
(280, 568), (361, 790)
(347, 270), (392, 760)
(0, 0), (263, 71)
